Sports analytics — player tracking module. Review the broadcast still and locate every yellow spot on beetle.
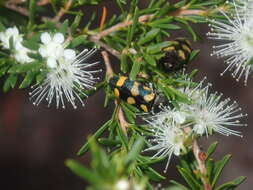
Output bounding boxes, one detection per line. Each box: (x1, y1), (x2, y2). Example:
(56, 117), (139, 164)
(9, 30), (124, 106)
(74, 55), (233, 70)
(185, 40), (191, 46)
(173, 41), (179, 45)
(144, 93), (155, 102)
(182, 44), (191, 53)
(114, 88), (120, 97)
(127, 97), (136, 104)
(116, 76), (127, 87)
(140, 104), (148, 112)
(164, 46), (175, 52)
(178, 50), (186, 60)
(143, 86), (151, 91)
(131, 82), (139, 96)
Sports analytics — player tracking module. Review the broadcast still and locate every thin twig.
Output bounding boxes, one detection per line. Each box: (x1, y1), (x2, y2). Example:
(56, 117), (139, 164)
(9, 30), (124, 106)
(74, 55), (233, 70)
(92, 9), (205, 41)
(101, 51), (129, 134)
(101, 51), (114, 79)
(5, 2), (29, 16)
(37, 0), (50, 6)
(93, 14), (154, 41)
(192, 140), (212, 190)
(52, 0), (73, 22)
(90, 8), (206, 58)
(91, 38), (121, 59)
(118, 106), (129, 134)
(99, 6), (107, 32)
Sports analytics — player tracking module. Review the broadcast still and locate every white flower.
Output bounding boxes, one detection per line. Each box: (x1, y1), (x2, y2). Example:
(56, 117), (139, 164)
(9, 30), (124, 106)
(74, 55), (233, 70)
(115, 179), (130, 190)
(143, 112), (186, 172)
(0, 26), (33, 64)
(13, 41), (34, 63)
(29, 48), (100, 109)
(133, 184), (144, 190)
(39, 32), (72, 67)
(234, 0), (253, 18)
(0, 26), (22, 49)
(146, 107), (186, 126)
(180, 78), (246, 137)
(207, 0), (253, 85)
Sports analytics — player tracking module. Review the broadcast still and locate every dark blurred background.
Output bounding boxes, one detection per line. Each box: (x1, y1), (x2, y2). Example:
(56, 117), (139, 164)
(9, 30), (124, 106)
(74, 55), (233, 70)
(0, 1), (252, 190)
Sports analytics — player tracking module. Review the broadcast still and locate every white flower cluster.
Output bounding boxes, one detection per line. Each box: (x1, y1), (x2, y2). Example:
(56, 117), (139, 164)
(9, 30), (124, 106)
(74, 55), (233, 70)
(143, 77), (246, 171)
(114, 179), (145, 190)
(0, 26), (100, 109)
(0, 26), (33, 63)
(30, 32), (100, 109)
(207, 0), (253, 85)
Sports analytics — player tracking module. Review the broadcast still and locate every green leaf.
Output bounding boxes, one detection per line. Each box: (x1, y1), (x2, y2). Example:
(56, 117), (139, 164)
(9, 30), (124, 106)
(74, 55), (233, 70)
(3, 74), (17, 92)
(0, 21), (5, 32)
(9, 36), (14, 50)
(0, 65), (10, 77)
(127, 7), (139, 46)
(36, 70), (47, 84)
(148, 16), (173, 26)
(216, 176), (246, 190)
(145, 167), (166, 182)
(170, 180), (189, 190)
(146, 41), (172, 54)
(122, 101), (140, 113)
(212, 155), (232, 187)
(159, 24), (181, 30)
(71, 14), (83, 31)
(120, 52), (130, 73)
(22, 40), (39, 50)
(206, 158), (214, 179)
(177, 167), (202, 190)
(59, 20), (69, 35)
(138, 156), (165, 166)
(138, 28), (160, 45)
(77, 120), (112, 156)
(19, 72), (35, 89)
(65, 159), (101, 184)
(175, 18), (199, 41)
(165, 185), (187, 190)
(180, 159), (194, 175)
(8, 62), (42, 73)
(125, 137), (144, 164)
(143, 54), (156, 66)
(129, 59), (142, 80)
(206, 141), (218, 159)
(89, 138), (110, 172)
(28, 0), (36, 29)
(154, 3), (171, 17)
(69, 35), (88, 48)
(98, 138), (121, 146)
(116, 121), (129, 150)
(77, 0), (102, 5)
(189, 49), (200, 61)
(166, 85), (191, 103)
(40, 21), (57, 31)
(121, 102), (136, 123)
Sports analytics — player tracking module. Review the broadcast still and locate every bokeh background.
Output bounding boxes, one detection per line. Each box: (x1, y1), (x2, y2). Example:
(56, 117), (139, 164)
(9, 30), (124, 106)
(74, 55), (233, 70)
(0, 0), (252, 190)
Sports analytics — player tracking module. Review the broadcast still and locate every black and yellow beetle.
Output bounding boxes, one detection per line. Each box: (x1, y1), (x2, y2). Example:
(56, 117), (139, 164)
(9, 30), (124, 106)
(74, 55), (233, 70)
(109, 76), (156, 112)
(158, 38), (192, 72)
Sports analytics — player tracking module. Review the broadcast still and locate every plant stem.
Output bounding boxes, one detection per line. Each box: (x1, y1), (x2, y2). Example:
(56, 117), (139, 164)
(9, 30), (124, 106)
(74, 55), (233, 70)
(92, 14), (154, 41)
(4, 2), (29, 16)
(192, 140), (212, 190)
(92, 9), (205, 41)
(37, 0), (50, 6)
(52, 0), (73, 22)
(101, 51), (114, 78)
(92, 39), (121, 59)
(89, 8), (206, 58)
